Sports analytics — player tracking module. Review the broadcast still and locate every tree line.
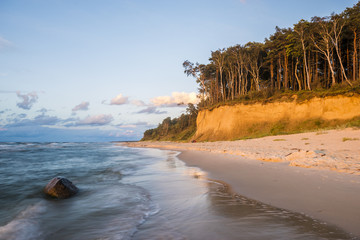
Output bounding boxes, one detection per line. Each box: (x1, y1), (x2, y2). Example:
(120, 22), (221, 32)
(183, 2), (360, 107)
(142, 103), (198, 141)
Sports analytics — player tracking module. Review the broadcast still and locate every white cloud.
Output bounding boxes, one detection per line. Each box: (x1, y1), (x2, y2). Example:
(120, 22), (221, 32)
(77, 114), (113, 126)
(16, 91), (38, 110)
(151, 92), (199, 107)
(124, 130), (134, 135)
(116, 121), (151, 128)
(72, 101), (90, 111)
(131, 99), (146, 106)
(118, 124), (136, 128)
(0, 36), (13, 50)
(5, 114), (61, 127)
(110, 94), (128, 105)
(37, 108), (48, 114)
(136, 106), (167, 114)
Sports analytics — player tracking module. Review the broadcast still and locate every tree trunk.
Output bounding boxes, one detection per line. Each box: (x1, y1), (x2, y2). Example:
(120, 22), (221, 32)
(358, 36), (360, 81)
(219, 70), (225, 101)
(284, 50), (289, 89)
(328, 54), (336, 86)
(303, 43), (311, 90)
(270, 58), (274, 90)
(215, 69), (219, 102)
(277, 55), (282, 90)
(295, 58), (302, 90)
(315, 52), (318, 86)
(308, 52), (313, 89)
(234, 73), (238, 98)
(340, 45), (344, 84)
(237, 63), (244, 95)
(335, 38), (352, 86)
(230, 70), (235, 100)
(244, 70), (248, 94)
(354, 30), (358, 81)
(331, 19), (352, 86)
(289, 58), (293, 90)
(347, 46), (350, 82)
(324, 60), (327, 87)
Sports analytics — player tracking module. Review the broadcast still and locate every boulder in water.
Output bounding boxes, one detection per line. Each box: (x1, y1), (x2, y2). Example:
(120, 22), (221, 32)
(44, 177), (79, 199)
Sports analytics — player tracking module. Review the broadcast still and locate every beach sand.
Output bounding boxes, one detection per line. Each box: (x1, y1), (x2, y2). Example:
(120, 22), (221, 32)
(124, 128), (360, 236)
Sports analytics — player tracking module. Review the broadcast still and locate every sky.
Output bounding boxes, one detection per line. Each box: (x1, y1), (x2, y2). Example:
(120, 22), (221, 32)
(0, 0), (358, 142)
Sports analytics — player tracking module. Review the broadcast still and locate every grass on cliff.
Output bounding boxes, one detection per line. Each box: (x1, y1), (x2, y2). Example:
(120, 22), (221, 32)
(202, 81), (360, 112)
(236, 116), (360, 141)
(141, 83), (360, 142)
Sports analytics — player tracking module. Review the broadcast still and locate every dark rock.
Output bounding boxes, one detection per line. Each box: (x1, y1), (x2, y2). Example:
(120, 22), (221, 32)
(44, 177), (79, 199)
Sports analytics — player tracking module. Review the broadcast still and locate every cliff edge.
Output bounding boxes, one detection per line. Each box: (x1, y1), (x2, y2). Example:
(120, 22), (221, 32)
(194, 95), (360, 141)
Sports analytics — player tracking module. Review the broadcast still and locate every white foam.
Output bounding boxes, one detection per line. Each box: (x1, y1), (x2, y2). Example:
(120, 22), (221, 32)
(0, 202), (47, 240)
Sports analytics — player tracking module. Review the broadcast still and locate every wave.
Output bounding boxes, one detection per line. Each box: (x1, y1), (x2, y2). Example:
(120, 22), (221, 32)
(0, 185), (159, 240)
(59, 184), (159, 240)
(0, 201), (47, 240)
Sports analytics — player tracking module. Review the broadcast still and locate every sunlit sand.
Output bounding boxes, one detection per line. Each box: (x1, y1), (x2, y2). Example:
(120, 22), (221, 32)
(124, 128), (360, 236)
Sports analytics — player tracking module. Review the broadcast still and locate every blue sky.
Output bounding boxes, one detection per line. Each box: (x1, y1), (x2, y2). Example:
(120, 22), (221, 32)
(0, 0), (357, 142)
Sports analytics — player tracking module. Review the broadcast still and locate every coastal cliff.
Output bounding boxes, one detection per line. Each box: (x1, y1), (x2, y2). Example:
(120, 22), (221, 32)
(193, 95), (360, 141)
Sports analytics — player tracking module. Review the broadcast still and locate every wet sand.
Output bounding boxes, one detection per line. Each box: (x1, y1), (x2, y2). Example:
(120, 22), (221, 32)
(124, 128), (360, 236)
(178, 150), (360, 237)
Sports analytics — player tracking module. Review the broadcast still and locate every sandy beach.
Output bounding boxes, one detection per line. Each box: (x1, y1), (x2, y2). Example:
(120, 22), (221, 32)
(124, 128), (360, 237)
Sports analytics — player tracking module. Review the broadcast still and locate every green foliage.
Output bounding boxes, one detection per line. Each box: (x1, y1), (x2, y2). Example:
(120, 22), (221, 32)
(237, 116), (360, 140)
(184, 2), (360, 109)
(141, 104), (198, 141)
(203, 81), (360, 111)
(270, 121), (286, 135)
(342, 137), (359, 142)
(345, 116), (360, 128)
(143, 2), (360, 142)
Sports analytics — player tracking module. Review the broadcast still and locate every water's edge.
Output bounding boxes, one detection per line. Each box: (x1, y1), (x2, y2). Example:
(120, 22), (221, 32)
(0, 143), (356, 240)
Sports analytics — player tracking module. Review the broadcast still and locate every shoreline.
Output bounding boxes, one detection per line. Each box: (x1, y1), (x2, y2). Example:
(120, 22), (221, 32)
(125, 128), (360, 175)
(123, 128), (360, 237)
(177, 150), (360, 237)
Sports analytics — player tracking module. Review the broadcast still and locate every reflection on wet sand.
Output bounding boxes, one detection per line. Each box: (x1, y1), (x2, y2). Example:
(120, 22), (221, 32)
(132, 149), (352, 240)
(206, 181), (350, 239)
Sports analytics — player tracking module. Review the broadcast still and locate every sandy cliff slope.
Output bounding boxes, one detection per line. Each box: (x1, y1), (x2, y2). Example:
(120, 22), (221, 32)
(194, 95), (360, 141)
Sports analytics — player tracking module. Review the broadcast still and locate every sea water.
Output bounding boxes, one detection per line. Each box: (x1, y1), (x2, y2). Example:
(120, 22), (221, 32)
(0, 142), (355, 240)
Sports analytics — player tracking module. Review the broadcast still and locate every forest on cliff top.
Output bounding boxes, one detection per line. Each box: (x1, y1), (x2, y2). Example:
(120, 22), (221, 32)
(184, 1), (360, 108)
(142, 1), (360, 141)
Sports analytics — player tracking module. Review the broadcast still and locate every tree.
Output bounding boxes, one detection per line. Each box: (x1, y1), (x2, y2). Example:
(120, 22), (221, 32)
(224, 48), (237, 100)
(286, 29), (304, 90)
(183, 60), (208, 101)
(244, 42), (264, 91)
(294, 20), (312, 90)
(210, 49), (226, 100)
(330, 14), (352, 86)
(230, 45), (248, 95)
(181, 1), (360, 108)
(311, 16), (337, 87)
(344, 2), (360, 81)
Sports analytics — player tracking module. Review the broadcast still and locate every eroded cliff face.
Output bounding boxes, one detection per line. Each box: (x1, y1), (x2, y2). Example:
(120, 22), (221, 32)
(194, 95), (360, 141)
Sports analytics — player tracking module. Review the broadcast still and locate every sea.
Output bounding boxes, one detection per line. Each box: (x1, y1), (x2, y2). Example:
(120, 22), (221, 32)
(0, 142), (355, 240)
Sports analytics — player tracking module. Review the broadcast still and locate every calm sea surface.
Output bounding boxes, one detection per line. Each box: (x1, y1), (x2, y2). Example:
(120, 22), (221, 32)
(0, 142), (354, 240)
